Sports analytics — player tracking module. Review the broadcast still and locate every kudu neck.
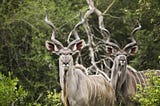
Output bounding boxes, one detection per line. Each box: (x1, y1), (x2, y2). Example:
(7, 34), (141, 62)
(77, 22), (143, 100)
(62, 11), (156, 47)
(59, 56), (74, 88)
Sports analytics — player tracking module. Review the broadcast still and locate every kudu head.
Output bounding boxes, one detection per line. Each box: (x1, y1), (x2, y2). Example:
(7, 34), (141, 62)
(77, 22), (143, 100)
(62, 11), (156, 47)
(46, 40), (85, 70)
(45, 11), (85, 71)
(105, 23), (141, 90)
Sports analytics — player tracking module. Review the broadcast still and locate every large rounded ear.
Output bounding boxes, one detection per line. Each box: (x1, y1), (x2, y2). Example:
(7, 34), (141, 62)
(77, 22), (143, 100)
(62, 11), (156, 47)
(105, 41), (120, 55)
(105, 45), (119, 55)
(106, 46), (115, 55)
(75, 39), (85, 51)
(45, 41), (62, 53)
(68, 39), (85, 52)
(125, 45), (138, 56)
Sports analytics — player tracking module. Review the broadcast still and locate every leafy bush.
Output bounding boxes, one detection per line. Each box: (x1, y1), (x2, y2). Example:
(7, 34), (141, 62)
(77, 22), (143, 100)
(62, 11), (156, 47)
(134, 70), (160, 106)
(44, 90), (63, 106)
(0, 72), (27, 106)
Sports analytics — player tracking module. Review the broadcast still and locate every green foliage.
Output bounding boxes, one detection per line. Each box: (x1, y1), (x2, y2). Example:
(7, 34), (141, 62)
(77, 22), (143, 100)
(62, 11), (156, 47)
(0, 72), (27, 106)
(130, 0), (160, 70)
(44, 90), (63, 106)
(134, 70), (160, 106)
(0, 0), (160, 105)
(0, 0), (60, 105)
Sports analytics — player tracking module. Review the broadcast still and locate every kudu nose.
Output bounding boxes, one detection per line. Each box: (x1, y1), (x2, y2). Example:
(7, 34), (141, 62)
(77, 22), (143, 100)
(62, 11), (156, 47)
(62, 62), (69, 67)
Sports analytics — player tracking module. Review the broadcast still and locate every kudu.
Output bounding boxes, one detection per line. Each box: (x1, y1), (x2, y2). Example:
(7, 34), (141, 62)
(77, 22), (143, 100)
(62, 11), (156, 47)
(45, 12), (115, 106)
(104, 22), (160, 105)
(104, 23), (141, 106)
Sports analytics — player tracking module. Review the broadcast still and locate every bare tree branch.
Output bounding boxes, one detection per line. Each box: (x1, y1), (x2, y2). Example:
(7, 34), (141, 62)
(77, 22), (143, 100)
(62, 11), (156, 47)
(82, 0), (113, 79)
(103, 0), (116, 15)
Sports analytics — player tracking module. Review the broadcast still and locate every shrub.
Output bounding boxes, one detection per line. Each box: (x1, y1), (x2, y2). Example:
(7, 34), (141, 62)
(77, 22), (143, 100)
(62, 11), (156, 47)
(0, 72), (27, 106)
(134, 70), (160, 106)
(44, 90), (63, 106)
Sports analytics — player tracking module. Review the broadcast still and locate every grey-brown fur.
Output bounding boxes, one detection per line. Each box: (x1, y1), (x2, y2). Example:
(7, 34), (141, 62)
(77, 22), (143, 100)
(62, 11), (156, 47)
(46, 40), (115, 106)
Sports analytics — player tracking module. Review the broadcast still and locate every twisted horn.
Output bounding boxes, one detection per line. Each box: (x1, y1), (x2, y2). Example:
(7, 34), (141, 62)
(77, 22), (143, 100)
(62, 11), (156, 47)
(67, 12), (85, 44)
(123, 22), (141, 50)
(45, 11), (63, 47)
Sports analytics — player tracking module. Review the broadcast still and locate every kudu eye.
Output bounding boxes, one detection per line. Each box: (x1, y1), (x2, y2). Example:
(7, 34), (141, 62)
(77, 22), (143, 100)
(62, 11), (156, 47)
(69, 53), (72, 55)
(116, 54), (119, 56)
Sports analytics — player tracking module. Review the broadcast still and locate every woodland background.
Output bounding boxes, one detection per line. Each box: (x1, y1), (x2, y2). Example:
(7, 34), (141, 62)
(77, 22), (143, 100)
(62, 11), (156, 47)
(0, 0), (160, 105)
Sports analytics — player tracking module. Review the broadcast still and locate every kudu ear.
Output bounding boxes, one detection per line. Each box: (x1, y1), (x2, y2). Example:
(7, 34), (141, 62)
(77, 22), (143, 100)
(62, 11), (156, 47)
(105, 41), (120, 55)
(106, 46), (115, 54)
(106, 45), (119, 55)
(45, 41), (62, 53)
(68, 39), (85, 52)
(125, 45), (138, 56)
